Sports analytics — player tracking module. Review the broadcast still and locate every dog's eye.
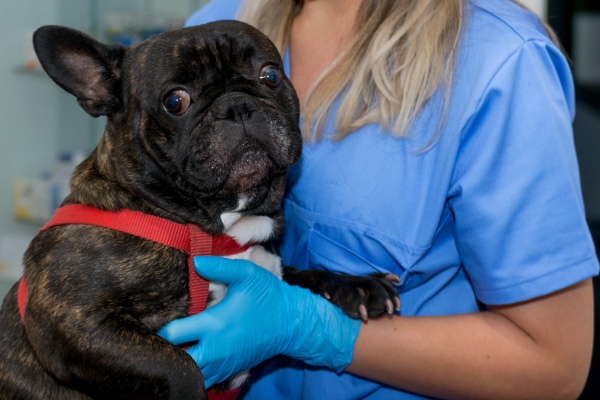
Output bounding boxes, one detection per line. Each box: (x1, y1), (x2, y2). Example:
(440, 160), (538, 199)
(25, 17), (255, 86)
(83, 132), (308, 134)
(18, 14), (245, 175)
(163, 90), (191, 115)
(259, 65), (281, 88)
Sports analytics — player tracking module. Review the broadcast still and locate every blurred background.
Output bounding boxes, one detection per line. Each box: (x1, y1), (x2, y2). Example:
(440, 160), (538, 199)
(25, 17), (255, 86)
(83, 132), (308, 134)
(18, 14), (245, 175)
(0, 0), (208, 288)
(0, 0), (598, 396)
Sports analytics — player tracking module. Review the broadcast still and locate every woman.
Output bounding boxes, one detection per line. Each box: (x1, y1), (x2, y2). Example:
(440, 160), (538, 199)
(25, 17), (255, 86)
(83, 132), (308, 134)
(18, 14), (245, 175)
(160, 0), (599, 398)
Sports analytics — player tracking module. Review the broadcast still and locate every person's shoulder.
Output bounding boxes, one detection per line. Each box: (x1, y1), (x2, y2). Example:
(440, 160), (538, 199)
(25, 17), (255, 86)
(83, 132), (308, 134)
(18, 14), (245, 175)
(466, 0), (555, 49)
(185, 0), (244, 27)
(457, 0), (565, 88)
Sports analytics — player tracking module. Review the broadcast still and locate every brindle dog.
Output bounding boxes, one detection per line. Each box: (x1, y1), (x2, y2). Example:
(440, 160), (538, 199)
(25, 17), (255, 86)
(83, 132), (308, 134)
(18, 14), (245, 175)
(0, 21), (399, 399)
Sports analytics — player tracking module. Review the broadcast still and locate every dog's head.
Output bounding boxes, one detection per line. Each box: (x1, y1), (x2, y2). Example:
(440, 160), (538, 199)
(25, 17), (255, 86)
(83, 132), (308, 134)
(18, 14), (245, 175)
(33, 21), (302, 233)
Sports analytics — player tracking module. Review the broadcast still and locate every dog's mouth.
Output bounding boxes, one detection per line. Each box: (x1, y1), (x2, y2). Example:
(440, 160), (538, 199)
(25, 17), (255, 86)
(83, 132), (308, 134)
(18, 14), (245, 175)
(223, 150), (275, 193)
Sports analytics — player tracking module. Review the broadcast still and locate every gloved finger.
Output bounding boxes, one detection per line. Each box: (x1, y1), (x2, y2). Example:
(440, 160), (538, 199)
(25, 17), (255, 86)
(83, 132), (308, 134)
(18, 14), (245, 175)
(157, 312), (220, 345)
(185, 345), (219, 388)
(192, 256), (262, 285)
(199, 370), (217, 389)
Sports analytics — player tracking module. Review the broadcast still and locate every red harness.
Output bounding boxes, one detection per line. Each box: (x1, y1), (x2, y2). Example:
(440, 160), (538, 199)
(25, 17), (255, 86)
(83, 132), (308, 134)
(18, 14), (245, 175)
(18, 204), (246, 400)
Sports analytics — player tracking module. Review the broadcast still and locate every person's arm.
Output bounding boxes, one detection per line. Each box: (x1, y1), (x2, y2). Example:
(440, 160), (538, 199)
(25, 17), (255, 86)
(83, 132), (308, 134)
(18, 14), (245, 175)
(160, 257), (594, 398)
(348, 278), (594, 400)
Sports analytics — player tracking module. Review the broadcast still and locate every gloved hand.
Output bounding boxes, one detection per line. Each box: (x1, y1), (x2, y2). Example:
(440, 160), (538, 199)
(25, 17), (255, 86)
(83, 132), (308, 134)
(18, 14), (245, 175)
(158, 256), (361, 388)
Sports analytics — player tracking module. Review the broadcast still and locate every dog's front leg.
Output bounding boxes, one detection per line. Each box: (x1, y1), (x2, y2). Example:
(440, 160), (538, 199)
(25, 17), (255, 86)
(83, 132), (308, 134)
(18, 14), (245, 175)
(282, 266), (401, 320)
(25, 309), (206, 399)
(20, 227), (206, 399)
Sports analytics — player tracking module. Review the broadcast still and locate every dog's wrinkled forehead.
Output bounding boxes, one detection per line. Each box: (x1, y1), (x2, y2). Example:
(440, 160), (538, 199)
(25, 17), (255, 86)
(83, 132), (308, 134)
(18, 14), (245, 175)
(125, 21), (282, 91)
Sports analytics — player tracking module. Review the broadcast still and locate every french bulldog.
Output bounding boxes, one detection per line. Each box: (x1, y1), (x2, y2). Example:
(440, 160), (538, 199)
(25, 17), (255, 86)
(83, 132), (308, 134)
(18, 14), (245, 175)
(0, 21), (399, 400)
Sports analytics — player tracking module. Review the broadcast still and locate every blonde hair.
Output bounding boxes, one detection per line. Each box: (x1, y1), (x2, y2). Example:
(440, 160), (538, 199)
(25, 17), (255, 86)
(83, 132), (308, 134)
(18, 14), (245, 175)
(238, 0), (556, 142)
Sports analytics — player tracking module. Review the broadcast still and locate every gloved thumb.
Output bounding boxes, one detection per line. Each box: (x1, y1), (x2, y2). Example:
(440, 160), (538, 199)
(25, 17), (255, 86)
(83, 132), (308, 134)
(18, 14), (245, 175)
(157, 314), (207, 345)
(192, 256), (256, 285)
(157, 311), (219, 345)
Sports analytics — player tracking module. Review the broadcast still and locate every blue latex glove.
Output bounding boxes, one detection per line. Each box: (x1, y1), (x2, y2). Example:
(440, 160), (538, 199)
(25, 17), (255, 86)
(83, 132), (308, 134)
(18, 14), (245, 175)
(158, 256), (360, 388)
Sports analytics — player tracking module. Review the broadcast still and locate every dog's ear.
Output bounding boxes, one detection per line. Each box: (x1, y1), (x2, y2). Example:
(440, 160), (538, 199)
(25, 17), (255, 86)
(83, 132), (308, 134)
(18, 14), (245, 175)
(33, 25), (124, 117)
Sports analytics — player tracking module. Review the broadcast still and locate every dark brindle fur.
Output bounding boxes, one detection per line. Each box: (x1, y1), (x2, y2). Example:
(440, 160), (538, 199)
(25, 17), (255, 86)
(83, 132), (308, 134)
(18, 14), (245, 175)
(0, 21), (399, 399)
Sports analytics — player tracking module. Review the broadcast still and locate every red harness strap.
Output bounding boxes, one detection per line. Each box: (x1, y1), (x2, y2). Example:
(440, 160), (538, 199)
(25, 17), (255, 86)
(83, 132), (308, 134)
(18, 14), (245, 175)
(208, 388), (242, 400)
(18, 204), (250, 400)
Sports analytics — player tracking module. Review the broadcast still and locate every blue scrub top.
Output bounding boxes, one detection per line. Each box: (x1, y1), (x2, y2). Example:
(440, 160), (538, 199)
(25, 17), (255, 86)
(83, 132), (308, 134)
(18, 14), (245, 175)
(186, 1), (599, 399)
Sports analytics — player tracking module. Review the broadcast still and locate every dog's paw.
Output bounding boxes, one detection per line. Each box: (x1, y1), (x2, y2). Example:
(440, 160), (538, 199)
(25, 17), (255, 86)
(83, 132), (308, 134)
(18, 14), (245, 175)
(319, 272), (401, 320)
(283, 268), (401, 320)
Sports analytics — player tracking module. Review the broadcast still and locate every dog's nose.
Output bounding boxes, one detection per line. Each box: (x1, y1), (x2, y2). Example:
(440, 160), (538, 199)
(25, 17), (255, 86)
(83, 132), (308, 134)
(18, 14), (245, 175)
(214, 93), (257, 122)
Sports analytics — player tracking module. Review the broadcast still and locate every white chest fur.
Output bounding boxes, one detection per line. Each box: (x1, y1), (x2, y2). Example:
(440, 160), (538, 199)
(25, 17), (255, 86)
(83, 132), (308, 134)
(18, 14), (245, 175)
(206, 212), (283, 309)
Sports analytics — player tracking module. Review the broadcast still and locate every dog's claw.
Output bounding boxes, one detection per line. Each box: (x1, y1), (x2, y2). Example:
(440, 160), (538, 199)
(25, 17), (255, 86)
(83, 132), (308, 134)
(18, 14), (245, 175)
(386, 273), (401, 284)
(324, 292), (331, 300)
(359, 304), (368, 321)
(386, 299), (394, 314)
